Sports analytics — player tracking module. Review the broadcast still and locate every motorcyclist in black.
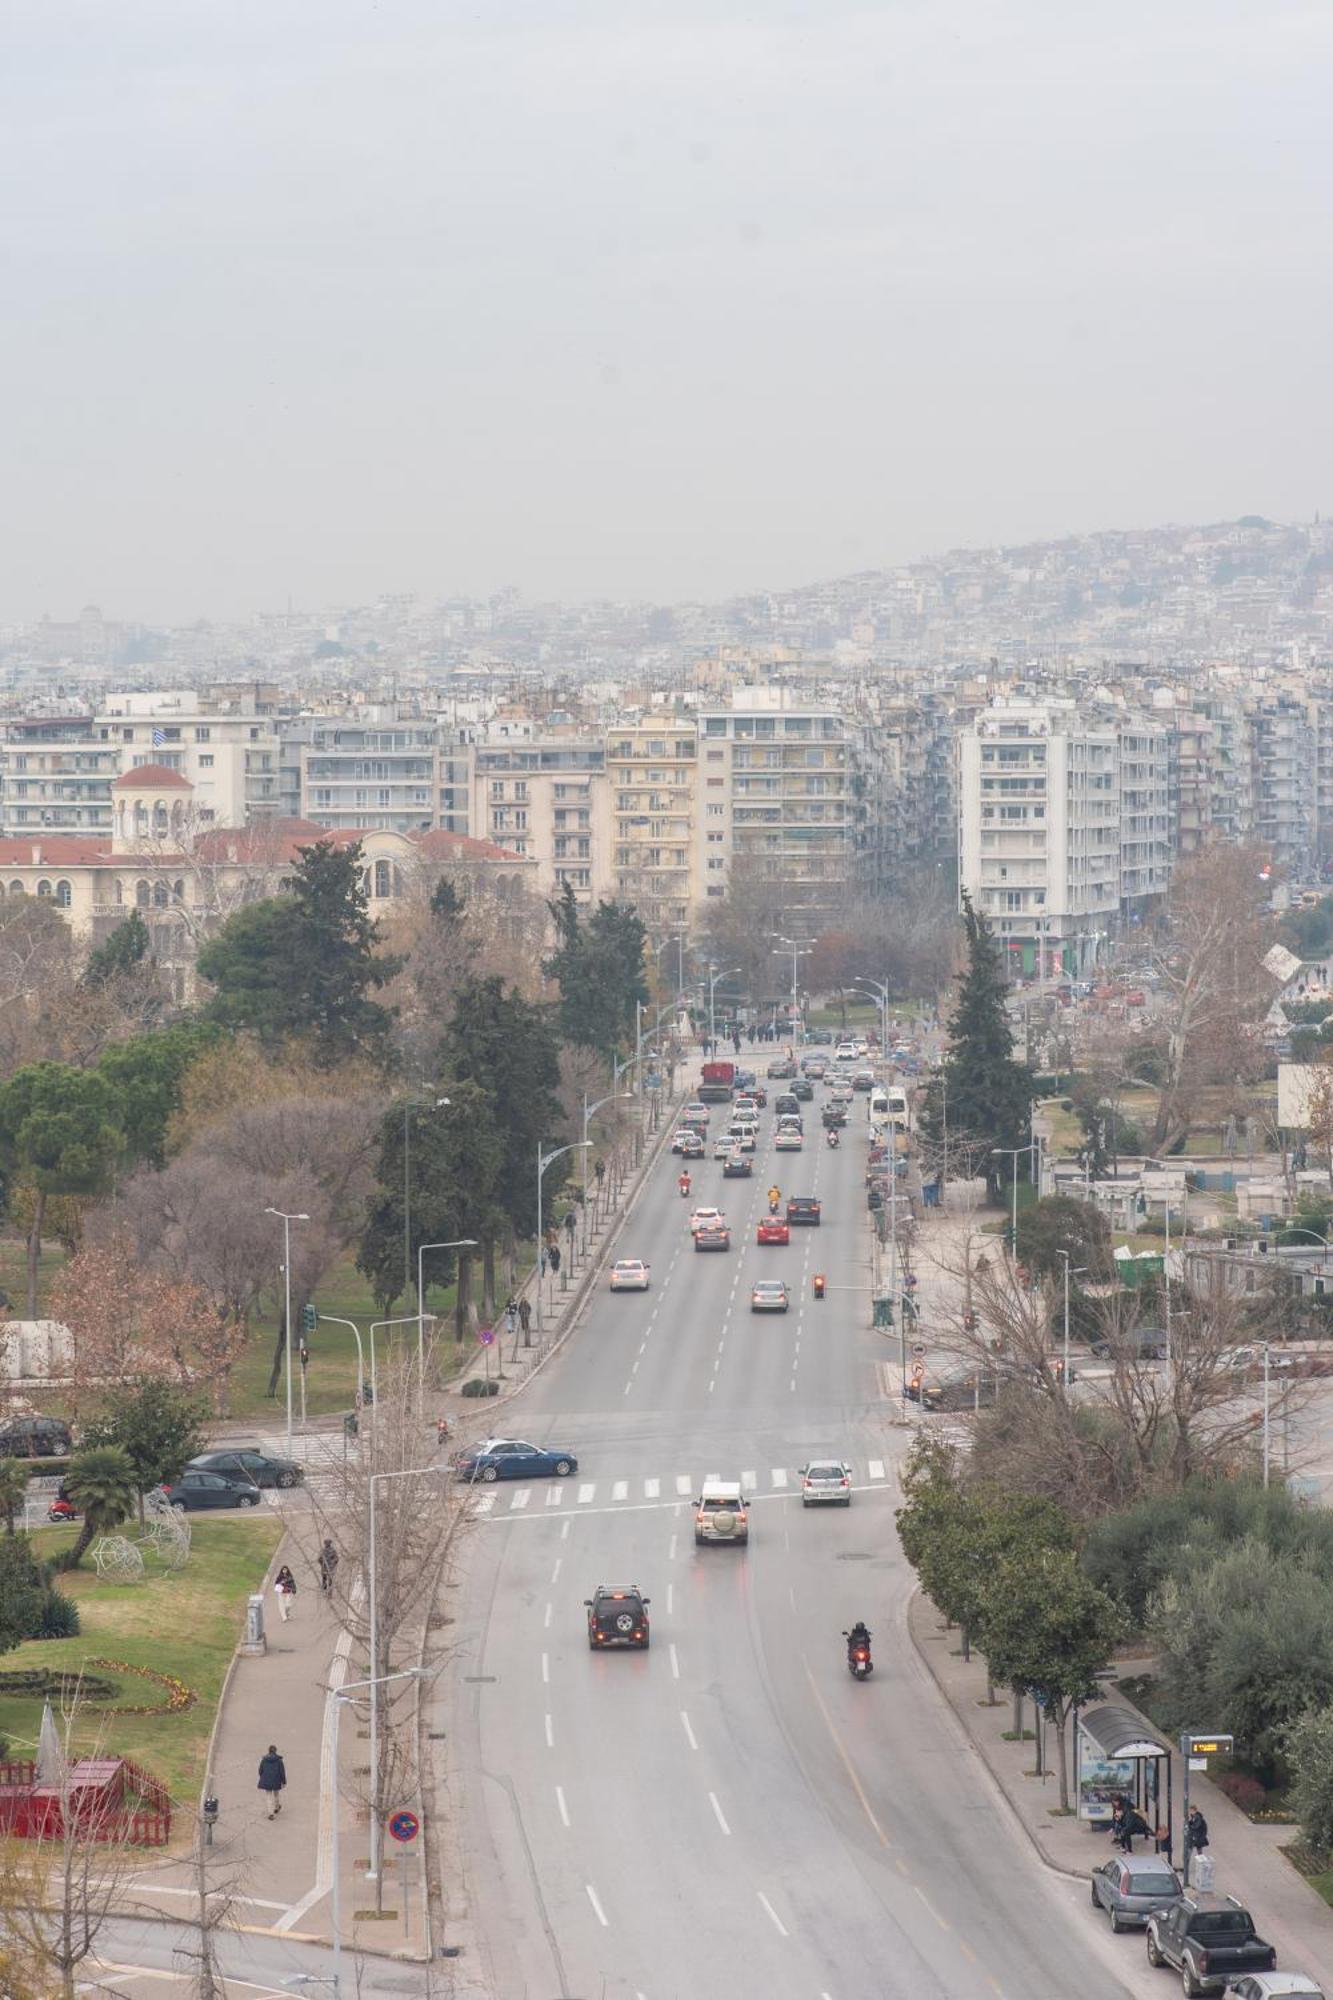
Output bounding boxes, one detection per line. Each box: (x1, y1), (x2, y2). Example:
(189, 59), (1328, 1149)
(846, 1620), (872, 1659)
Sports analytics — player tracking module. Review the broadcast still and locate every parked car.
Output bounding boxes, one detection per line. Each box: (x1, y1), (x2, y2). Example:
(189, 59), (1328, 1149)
(1089, 1326), (1168, 1362)
(188, 1448), (303, 1490)
(160, 1469), (262, 1512)
(1090, 1852), (1181, 1931)
(0, 1415), (72, 1457)
(1146, 1894), (1276, 1994)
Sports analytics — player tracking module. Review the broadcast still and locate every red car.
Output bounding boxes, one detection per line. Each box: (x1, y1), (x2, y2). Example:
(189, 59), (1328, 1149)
(757, 1217), (790, 1246)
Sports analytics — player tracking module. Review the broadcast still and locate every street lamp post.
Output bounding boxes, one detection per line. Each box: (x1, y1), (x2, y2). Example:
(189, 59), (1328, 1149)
(366, 1467), (442, 1888)
(706, 964), (740, 1053)
(330, 1668), (433, 1996)
(1054, 1251), (1088, 1391)
(402, 1096), (450, 1309)
(771, 936), (813, 1046)
(536, 1140), (593, 1331)
(582, 1093), (633, 1255)
(416, 1239), (477, 1412)
(265, 1207), (309, 1456)
(850, 977), (890, 1058)
(990, 1148), (1026, 1259)
(312, 1314), (366, 1413)
(367, 1315), (427, 1422)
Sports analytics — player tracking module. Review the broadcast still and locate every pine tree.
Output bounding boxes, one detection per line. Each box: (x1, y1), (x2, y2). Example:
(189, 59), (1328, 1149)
(921, 892), (1034, 1206)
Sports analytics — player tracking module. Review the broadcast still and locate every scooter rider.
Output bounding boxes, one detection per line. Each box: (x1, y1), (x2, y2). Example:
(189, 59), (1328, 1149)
(826, 1126), (840, 1148)
(768, 1184), (781, 1213)
(846, 1619), (872, 1661)
(678, 1169), (691, 1197)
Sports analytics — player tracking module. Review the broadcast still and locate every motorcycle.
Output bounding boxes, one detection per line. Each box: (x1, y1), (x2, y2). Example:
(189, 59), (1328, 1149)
(843, 1629), (873, 1680)
(47, 1496), (78, 1525)
(678, 1174), (691, 1198)
(826, 1128), (840, 1149)
(768, 1194), (781, 1216)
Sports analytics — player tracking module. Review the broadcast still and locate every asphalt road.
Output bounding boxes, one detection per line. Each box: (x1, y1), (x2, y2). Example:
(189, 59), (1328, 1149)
(440, 1096), (1161, 2000)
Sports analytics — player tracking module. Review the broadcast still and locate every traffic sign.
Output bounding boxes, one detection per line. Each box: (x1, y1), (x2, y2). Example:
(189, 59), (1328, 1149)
(478, 1325), (495, 1347)
(912, 1343), (926, 1358)
(388, 1809), (419, 1844)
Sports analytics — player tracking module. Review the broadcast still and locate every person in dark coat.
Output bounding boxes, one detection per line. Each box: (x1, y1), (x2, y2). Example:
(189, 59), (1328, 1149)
(318, 1541), (339, 1594)
(258, 1744), (287, 1819)
(1184, 1805), (1209, 1879)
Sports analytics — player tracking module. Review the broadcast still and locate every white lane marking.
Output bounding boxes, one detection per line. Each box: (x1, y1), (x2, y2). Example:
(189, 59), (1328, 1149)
(668, 1532), (678, 1559)
(546, 1486), (563, 1507)
(473, 1495), (495, 1515)
(914, 1883), (950, 1931)
(644, 1477), (660, 1499)
(680, 1710), (698, 1750)
(544, 1712), (554, 1748)
(474, 1481), (898, 1526)
(578, 1483), (596, 1503)
(669, 1643), (680, 1680)
(556, 1785), (570, 1828)
(709, 1790), (732, 1836)
(612, 1480), (628, 1502)
(675, 1475), (691, 1495)
(706, 1470), (719, 1483)
(510, 1488), (531, 1511)
(586, 1882), (610, 1928)
(868, 1458), (886, 1481)
(551, 1558), (562, 1583)
(741, 1469), (756, 1491)
(757, 1890), (789, 1938)
(543, 1601), (552, 1628)
(771, 1467), (787, 1488)
(666, 1582), (674, 1614)
(561, 1518), (570, 1540)
(708, 1379), (715, 1394)
(541, 1652), (549, 1684)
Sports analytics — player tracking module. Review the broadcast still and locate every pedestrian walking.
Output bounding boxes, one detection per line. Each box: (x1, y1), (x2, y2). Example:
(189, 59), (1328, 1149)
(518, 1296), (532, 1341)
(503, 1297), (518, 1342)
(1184, 1805), (1209, 1882)
(257, 1744), (287, 1819)
(318, 1539), (339, 1595)
(273, 1563), (297, 1623)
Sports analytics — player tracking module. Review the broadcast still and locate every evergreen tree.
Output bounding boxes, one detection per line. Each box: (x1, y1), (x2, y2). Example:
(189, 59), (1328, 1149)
(920, 893), (1034, 1206)
(97, 1022), (219, 1168)
(197, 840), (399, 1065)
(543, 884), (648, 1061)
(357, 1077), (504, 1313)
(83, 910), (152, 988)
(439, 977), (568, 1238)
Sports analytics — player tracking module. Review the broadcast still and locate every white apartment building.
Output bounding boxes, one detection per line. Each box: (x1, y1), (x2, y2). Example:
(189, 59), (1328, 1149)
(470, 736), (612, 902)
(695, 690), (850, 920)
(98, 689), (280, 824)
(0, 715), (119, 836)
(959, 702), (1119, 980)
(607, 718), (698, 935)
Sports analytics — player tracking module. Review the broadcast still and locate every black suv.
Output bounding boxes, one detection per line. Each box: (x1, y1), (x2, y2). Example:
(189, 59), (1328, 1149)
(0, 1415), (72, 1457)
(585, 1584), (651, 1650)
(1145, 1893), (1275, 1993)
(786, 1196), (821, 1225)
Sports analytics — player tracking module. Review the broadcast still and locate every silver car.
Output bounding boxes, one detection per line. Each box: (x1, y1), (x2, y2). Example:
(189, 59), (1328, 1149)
(1225, 1978), (1326, 2000)
(1089, 1851), (1181, 1932)
(799, 1459), (853, 1507)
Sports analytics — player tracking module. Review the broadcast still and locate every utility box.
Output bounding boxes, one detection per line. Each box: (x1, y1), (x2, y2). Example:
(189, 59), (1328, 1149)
(240, 1593), (267, 1657)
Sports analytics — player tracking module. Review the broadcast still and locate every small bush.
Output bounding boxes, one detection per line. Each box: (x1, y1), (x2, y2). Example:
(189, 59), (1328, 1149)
(461, 1377), (500, 1398)
(35, 1589), (80, 1639)
(1219, 1772), (1267, 1815)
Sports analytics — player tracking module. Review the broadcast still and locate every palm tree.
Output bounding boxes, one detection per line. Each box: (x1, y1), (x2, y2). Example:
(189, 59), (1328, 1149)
(0, 1456), (29, 1535)
(62, 1446), (138, 1568)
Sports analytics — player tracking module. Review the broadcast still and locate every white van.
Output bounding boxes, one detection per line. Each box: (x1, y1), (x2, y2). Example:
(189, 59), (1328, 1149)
(886, 1085), (911, 1133)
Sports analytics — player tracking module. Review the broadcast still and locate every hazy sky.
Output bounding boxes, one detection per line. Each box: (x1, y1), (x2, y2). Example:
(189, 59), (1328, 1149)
(3, 0), (1330, 623)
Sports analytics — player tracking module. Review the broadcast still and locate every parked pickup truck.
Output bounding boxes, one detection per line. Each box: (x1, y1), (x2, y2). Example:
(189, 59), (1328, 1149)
(1146, 1894), (1276, 1995)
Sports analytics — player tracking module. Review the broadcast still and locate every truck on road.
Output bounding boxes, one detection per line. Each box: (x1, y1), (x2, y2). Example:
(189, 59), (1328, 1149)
(699, 1060), (736, 1103)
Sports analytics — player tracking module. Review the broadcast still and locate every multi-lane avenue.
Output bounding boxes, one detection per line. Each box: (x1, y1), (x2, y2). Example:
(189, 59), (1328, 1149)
(439, 1090), (1158, 1999)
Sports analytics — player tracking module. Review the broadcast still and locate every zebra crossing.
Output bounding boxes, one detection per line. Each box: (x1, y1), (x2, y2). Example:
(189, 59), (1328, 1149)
(469, 1458), (892, 1516)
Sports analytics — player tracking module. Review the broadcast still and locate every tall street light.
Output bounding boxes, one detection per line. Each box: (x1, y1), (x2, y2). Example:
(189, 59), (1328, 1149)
(330, 1667), (434, 1996)
(265, 1207), (309, 1456)
(771, 936), (813, 1046)
(1054, 1250), (1088, 1391)
(536, 1140), (593, 1331)
(582, 1093), (633, 1255)
(849, 978), (890, 1058)
(366, 1465), (442, 1888)
(706, 964), (740, 1052)
(402, 1096), (450, 1308)
(311, 1313), (366, 1414)
(416, 1239), (477, 1412)
(990, 1147), (1027, 1259)
(368, 1314), (428, 1420)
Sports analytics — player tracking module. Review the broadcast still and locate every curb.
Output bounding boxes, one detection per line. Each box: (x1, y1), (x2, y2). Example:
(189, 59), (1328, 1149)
(906, 1584), (1086, 1884)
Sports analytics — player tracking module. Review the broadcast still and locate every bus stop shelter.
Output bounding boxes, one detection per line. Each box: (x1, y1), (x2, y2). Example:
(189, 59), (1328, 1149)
(1077, 1705), (1173, 1859)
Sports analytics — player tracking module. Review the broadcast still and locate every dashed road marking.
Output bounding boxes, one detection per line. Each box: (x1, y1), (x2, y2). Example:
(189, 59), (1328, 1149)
(680, 1710), (698, 1750)
(644, 1477), (660, 1499)
(544, 1713), (554, 1748)
(585, 1882), (609, 1928)
(510, 1488), (530, 1511)
(556, 1784), (570, 1827)
(675, 1475), (691, 1495)
(709, 1790), (731, 1836)
(612, 1480), (628, 1502)
(757, 1890), (788, 1938)
(578, 1483), (596, 1504)
(545, 1486), (562, 1507)
(868, 1458), (886, 1481)
(669, 1643), (680, 1680)
(771, 1467), (788, 1488)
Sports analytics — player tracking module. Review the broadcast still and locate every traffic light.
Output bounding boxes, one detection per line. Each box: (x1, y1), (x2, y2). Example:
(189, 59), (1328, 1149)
(301, 1304), (318, 1336)
(813, 1273), (826, 1300)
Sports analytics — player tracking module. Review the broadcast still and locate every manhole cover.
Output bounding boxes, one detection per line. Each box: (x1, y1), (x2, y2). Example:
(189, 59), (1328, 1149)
(463, 1674), (497, 1683)
(836, 1552), (873, 1561)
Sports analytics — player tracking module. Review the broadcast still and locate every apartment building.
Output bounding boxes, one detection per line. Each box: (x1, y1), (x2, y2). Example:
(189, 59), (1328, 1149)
(695, 691), (850, 920)
(0, 716), (119, 836)
(289, 712), (439, 835)
(470, 736), (611, 902)
(1251, 695), (1316, 875)
(98, 689), (280, 824)
(1117, 718), (1172, 919)
(959, 702), (1119, 979)
(607, 718), (698, 934)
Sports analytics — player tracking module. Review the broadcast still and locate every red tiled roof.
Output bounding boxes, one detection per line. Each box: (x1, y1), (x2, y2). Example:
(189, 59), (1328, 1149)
(111, 764), (192, 790)
(0, 838), (120, 866)
(413, 828), (531, 864)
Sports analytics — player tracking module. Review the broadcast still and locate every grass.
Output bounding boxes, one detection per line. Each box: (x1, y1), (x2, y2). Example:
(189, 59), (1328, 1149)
(1282, 1842), (1333, 1908)
(0, 1515), (282, 1806)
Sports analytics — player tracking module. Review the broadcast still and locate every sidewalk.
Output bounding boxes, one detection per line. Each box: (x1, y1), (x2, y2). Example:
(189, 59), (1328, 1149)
(908, 1588), (1333, 1986)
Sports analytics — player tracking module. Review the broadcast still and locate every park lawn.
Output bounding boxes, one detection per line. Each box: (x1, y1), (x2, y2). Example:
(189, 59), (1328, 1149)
(0, 1516), (282, 1807)
(0, 1234), (67, 1319)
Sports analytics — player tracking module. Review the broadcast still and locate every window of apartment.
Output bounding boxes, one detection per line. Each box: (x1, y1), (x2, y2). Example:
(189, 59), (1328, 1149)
(675, 740), (694, 759)
(313, 788), (332, 807)
(55, 880), (72, 907)
(377, 789), (391, 807)
(704, 719), (727, 737)
(514, 781), (529, 801)
(707, 831), (724, 844)
(706, 749), (724, 762)
(514, 809), (528, 830)
(198, 754), (214, 768)
(375, 859), (391, 897)
(490, 781), (506, 799)
(249, 727), (261, 741)
(196, 726), (211, 743)
(706, 777), (723, 787)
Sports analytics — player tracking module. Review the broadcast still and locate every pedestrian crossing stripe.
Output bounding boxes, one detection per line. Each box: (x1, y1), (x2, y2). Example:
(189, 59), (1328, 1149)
(473, 1462), (892, 1515)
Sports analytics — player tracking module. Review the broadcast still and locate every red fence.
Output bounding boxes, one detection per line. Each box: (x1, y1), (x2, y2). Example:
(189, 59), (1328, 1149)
(0, 1756), (171, 1846)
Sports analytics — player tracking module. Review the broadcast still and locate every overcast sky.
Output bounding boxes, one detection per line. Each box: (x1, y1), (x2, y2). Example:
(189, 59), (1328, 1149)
(3, 0), (1330, 623)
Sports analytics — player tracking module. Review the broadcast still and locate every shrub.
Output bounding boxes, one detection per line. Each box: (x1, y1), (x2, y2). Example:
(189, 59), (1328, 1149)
(1218, 1772), (1267, 1815)
(461, 1377), (499, 1398)
(34, 1589), (80, 1639)
(1287, 1706), (1333, 1856)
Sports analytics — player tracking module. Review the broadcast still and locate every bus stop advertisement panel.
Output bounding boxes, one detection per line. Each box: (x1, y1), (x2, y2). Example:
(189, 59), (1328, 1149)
(1077, 1704), (1173, 1858)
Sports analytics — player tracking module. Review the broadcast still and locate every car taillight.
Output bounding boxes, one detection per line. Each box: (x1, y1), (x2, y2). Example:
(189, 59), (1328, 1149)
(840, 1477), (849, 1487)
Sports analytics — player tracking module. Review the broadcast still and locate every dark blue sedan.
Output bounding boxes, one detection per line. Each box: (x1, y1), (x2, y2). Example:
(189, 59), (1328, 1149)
(454, 1437), (579, 1483)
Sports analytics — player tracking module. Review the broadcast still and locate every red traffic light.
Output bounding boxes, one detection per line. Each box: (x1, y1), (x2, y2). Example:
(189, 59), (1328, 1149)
(813, 1274), (826, 1299)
